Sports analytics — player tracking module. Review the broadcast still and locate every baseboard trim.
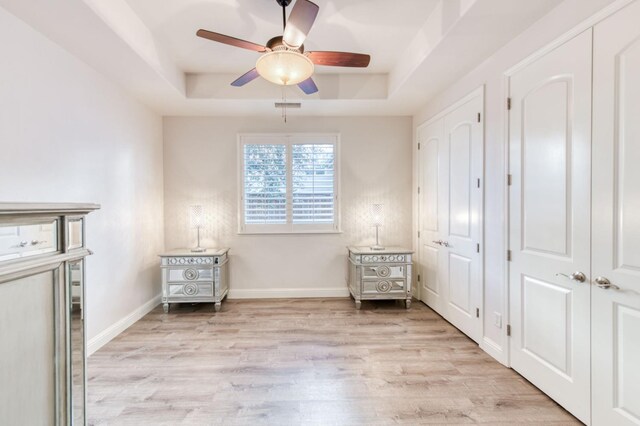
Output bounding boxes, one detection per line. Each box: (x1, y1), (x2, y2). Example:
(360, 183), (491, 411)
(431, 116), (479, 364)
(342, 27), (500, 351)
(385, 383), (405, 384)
(481, 336), (507, 366)
(228, 287), (349, 299)
(87, 293), (161, 356)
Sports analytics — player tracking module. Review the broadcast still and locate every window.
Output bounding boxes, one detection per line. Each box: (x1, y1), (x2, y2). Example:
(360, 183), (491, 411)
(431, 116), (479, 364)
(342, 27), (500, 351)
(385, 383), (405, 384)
(239, 134), (340, 233)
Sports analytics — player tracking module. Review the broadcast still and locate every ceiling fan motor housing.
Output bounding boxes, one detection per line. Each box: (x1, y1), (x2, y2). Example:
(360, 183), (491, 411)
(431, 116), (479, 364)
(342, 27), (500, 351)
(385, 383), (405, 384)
(267, 36), (304, 53)
(276, 0), (292, 6)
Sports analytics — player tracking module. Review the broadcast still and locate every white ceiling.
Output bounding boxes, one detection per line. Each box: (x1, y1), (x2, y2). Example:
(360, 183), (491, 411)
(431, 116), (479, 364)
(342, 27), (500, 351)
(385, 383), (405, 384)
(125, 0), (441, 74)
(0, 0), (565, 116)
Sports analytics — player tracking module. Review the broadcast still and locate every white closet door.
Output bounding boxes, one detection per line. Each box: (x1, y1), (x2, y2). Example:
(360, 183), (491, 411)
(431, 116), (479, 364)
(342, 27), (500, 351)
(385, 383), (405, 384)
(419, 119), (447, 315)
(419, 92), (483, 344)
(592, 2), (640, 423)
(508, 30), (592, 423)
(441, 96), (483, 342)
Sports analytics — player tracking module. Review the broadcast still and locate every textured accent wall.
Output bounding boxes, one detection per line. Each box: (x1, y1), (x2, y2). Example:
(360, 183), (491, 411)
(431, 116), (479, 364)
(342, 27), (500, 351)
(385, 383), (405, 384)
(163, 116), (412, 296)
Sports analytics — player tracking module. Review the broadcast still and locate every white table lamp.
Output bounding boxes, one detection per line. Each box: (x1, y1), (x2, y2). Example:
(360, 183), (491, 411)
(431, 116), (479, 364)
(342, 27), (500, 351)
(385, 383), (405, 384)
(370, 204), (385, 250)
(189, 205), (206, 252)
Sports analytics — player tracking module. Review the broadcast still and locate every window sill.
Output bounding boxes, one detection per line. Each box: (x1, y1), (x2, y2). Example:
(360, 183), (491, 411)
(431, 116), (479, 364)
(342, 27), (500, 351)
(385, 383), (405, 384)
(237, 229), (343, 235)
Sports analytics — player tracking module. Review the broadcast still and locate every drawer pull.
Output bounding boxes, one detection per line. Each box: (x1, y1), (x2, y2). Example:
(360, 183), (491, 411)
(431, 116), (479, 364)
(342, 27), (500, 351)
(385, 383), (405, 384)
(376, 281), (391, 293)
(183, 283), (199, 295)
(183, 269), (199, 280)
(376, 265), (391, 278)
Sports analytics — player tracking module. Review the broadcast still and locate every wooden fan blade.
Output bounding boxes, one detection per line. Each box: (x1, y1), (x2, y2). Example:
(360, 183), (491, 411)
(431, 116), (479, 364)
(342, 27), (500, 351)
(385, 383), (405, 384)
(197, 29), (266, 52)
(283, 0), (319, 49)
(307, 51), (371, 68)
(231, 68), (260, 87)
(298, 77), (318, 94)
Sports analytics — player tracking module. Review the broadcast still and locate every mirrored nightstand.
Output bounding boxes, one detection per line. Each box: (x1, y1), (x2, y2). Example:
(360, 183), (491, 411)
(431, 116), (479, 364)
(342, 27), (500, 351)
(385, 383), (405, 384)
(159, 248), (229, 312)
(347, 246), (413, 309)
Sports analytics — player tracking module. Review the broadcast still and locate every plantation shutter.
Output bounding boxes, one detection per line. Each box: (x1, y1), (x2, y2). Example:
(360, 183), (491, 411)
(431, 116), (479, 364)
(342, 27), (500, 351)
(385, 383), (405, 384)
(240, 134), (339, 233)
(243, 143), (287, 224)
(292, 144), (335, 224)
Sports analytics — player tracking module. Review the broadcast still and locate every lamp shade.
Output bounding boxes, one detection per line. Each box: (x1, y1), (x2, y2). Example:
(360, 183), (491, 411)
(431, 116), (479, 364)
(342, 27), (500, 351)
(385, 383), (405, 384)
(256, 50), (314, 86)
(189, 205), (204, 229)
(370, 204), (384, 227)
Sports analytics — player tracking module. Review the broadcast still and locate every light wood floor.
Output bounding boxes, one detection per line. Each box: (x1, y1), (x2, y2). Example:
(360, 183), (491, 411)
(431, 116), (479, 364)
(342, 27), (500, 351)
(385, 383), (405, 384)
(88, 298), (579, 425)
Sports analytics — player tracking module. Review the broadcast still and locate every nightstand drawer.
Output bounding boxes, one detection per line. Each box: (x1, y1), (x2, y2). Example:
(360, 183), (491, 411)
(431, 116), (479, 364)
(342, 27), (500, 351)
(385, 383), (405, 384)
(166, 268), (213, 282)
(362, 265), (405, 279)
(168, 282), (213, 298)
(164, 256), (215, 266)
(362, 279), (406, 295)
(359, 254), (409, 263)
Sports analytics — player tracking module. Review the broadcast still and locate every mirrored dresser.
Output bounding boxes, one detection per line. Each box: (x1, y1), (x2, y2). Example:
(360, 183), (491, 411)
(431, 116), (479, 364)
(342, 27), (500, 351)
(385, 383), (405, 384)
(0, 202), (99, 426)
(159, 248), (230, 313)
(347, 246), (413, 309)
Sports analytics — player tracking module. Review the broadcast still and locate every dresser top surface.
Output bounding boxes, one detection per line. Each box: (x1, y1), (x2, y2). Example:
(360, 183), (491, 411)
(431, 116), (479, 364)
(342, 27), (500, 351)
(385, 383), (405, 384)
(348, 246), (413, 255)
(160, 248), (229, 257)
(0, 202), (100, 215)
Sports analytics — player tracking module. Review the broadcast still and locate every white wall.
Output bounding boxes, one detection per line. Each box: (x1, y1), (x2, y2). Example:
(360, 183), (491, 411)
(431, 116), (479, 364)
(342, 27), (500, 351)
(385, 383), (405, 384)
(412, 0), (618, 364)
(163, 116), (412, 297)
(0, 7), (164, 347)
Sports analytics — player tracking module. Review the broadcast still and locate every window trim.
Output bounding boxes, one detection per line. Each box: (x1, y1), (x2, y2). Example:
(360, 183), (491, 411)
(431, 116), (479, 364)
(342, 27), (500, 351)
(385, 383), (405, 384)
(237, 133), (341, 234)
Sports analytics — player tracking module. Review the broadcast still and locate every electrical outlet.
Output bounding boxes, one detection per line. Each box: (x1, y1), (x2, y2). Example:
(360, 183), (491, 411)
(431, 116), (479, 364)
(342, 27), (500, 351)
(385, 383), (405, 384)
(494, 312), (502, 328)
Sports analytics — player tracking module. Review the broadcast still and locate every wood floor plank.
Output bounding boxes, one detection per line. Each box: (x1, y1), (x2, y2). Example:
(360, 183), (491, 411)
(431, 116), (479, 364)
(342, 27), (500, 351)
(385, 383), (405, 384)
(87, 299), (579, 425)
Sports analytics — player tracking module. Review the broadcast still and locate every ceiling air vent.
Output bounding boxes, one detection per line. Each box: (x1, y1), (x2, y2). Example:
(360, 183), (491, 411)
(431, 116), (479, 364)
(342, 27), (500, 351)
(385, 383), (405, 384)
(275, 102), (301, 109)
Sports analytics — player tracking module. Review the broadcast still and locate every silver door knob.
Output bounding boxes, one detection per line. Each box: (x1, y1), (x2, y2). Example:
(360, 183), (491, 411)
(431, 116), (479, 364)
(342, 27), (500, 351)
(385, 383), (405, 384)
(441, 241), (450, 247)
(556, 271), (586, 283)
(594, 276), (620, 290)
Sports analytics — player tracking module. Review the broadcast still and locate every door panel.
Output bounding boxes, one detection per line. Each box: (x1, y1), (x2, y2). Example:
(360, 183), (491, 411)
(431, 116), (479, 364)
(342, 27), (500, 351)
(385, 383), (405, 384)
(521, 78), (571, 256)
(615, 36), (640, 272)
(614, 305), (640, 420)
(522, 276), (571, 376)
(509, 29), (592, 423)
(592, 2), (640, 423)
(422, 245), (439, 295)
(423, 135), (439, 233)
(449, 253), (471, 313)
(449, 123), (472, 238)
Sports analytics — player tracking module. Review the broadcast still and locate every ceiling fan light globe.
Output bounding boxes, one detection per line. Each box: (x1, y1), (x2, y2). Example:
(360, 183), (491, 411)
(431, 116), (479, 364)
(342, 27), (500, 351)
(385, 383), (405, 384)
(256, 50), (314, 86)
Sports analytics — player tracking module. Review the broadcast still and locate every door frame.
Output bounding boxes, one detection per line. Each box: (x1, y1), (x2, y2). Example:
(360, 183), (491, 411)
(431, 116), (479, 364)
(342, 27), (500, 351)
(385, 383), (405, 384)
(502, 0), (636, 369)
(416, 85), (485, 346)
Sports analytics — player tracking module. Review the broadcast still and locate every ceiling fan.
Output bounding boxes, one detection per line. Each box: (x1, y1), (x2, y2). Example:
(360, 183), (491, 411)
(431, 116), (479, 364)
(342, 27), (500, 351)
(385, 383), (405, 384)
(196, 0), (371, 95)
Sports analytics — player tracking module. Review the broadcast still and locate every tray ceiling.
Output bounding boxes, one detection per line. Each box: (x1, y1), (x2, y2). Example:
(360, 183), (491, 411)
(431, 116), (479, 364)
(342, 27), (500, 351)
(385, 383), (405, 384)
(0, 0), (565, 115)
